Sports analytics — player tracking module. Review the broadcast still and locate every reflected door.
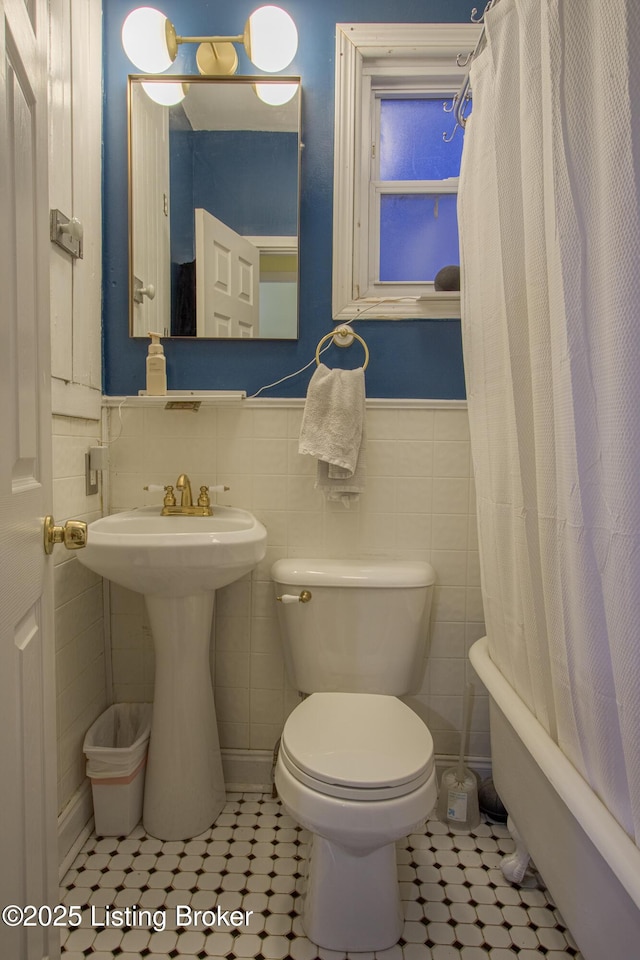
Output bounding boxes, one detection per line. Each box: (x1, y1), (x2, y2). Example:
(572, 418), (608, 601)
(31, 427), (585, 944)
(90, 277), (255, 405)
(195, 208), (259, 337)
(131, 83), (171, 337)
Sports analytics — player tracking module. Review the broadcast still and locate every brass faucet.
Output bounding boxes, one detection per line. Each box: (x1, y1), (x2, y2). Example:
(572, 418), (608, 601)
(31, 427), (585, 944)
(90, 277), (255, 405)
(161, 474), (213, 516)
(176, 474), (193, 507)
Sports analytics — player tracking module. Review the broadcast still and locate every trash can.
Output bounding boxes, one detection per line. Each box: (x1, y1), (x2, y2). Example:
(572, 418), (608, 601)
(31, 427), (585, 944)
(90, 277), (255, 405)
(83, 703), (152, 836)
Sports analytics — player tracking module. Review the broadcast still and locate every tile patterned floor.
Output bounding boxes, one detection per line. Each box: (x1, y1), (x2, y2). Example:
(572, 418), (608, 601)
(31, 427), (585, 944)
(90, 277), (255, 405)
(60, 793), (583, 960)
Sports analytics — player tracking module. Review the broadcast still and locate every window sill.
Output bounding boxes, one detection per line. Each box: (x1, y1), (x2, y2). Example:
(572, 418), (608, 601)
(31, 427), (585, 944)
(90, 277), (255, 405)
(333, 292), (461, 322)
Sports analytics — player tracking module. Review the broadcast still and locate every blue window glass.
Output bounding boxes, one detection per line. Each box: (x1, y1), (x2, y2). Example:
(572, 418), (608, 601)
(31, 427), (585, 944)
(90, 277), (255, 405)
(380, 99), (464, 181)
(379, 194), (459, 282)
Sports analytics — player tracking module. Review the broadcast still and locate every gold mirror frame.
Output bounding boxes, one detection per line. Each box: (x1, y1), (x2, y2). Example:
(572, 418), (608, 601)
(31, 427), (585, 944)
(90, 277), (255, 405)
(127, 75), (301, 340)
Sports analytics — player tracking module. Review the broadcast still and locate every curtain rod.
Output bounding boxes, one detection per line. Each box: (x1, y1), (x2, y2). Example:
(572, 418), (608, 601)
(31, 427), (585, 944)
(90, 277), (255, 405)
(444, 0), (501, 141)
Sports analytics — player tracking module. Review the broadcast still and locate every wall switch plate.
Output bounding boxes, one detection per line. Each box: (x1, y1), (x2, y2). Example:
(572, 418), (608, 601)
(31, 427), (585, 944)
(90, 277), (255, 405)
(85, 453), (98, 496)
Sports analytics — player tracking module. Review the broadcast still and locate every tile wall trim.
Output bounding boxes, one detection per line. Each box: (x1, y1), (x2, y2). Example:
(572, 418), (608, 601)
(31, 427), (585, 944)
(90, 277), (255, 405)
(103, 396), (468, 410)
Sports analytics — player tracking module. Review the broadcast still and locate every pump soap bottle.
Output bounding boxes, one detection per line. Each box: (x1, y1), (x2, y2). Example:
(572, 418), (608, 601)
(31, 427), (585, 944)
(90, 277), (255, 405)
(146, 332), (167, 396)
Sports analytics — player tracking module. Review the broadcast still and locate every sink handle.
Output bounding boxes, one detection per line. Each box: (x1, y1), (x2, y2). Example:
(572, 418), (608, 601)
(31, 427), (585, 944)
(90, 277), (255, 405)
(197, 484), (230, 507)
(143, 483), (177, 507)
(197, 486), (211, 508)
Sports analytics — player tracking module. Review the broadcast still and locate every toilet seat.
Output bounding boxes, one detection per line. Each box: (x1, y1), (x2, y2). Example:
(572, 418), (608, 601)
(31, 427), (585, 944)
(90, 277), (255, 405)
(280, 692), (434, 801)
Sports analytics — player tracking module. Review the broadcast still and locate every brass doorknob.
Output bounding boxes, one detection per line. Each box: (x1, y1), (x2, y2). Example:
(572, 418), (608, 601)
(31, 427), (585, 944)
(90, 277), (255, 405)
(43, 516), (88, 555)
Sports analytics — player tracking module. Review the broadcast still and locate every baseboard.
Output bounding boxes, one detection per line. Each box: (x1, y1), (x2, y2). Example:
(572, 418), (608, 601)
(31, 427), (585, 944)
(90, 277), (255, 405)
(58, 782), (94, 877)
(221, 749), (492, 797)
(222, 748), (273, 794)
(436, 755), (492, 783)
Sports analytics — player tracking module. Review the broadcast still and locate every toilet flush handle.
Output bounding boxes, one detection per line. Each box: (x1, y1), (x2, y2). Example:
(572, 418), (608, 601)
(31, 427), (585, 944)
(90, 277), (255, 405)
(276, 590), (312, 604)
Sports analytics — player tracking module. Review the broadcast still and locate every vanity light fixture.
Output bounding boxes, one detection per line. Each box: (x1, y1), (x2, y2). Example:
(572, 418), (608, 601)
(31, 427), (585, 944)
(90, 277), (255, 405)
(122, 5), (298, 77)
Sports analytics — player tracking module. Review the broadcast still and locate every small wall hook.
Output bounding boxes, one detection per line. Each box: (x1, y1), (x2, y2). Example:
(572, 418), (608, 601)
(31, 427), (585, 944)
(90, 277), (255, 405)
(133, 277), (156, 303)
(50, 209), (83, 259)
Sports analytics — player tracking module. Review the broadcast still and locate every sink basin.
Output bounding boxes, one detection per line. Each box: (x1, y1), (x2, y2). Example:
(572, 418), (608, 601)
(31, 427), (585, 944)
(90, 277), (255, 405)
(77, 503), (267, 841)
(79, 504), (267, 596)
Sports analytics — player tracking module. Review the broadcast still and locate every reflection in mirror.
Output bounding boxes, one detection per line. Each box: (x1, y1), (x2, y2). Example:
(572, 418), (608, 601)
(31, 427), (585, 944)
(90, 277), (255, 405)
(128, 76), (301, 339)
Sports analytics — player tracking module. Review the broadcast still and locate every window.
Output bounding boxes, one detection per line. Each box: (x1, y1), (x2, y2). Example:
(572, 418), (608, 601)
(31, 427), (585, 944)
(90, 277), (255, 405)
(332, 23), (480, 321)
(377, 97), (463, 283)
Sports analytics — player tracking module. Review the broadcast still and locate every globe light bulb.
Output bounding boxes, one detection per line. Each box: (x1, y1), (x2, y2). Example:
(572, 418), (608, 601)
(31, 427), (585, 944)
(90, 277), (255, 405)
(254, 82), (298, 106)
(246, 6), (298, 73)
(122, 7), (173, 73)
(142, 81), (188, 106)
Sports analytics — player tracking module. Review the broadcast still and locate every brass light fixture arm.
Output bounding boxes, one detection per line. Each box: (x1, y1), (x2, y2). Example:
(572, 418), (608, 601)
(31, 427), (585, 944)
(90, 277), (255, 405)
(165, 18), (244, 61)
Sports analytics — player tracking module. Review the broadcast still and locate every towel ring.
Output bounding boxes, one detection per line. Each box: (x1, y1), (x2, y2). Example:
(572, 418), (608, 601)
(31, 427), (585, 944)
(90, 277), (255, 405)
(315, 325), (369, 371)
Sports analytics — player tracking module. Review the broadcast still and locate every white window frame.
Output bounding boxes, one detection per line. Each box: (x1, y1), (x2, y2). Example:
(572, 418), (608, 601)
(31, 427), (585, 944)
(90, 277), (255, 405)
(332, 23), (480, 322)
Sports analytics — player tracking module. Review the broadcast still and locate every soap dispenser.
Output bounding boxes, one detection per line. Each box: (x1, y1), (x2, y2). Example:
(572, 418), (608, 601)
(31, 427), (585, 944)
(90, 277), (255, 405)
(146, 331), (167, 396)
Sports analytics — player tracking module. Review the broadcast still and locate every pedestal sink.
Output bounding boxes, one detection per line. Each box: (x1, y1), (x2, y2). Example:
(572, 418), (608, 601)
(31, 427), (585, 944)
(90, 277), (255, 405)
(77, 505), (267, 840)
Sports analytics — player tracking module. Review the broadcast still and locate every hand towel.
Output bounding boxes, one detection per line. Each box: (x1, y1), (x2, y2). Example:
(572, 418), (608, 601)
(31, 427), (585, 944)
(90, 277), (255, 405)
(299, 363), (366, 506)
(315, 420), (367, 506)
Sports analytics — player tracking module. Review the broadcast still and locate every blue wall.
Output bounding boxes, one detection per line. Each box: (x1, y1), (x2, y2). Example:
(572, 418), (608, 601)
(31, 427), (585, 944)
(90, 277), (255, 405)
(103, 0), (472, 398)
(171, 130), (299, 262)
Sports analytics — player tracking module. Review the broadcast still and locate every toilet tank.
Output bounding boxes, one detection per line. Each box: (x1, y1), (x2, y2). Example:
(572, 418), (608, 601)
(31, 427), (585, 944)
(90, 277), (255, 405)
(271, 559), (435, 696)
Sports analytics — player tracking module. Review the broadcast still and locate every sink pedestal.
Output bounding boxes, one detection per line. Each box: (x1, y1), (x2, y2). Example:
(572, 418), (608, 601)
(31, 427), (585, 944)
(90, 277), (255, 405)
(74, 503), (267, 841)
(143, 593), (225, 841)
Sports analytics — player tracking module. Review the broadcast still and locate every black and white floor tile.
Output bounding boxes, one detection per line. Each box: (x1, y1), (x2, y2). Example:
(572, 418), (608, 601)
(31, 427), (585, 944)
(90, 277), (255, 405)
(60, 793), (583, 960)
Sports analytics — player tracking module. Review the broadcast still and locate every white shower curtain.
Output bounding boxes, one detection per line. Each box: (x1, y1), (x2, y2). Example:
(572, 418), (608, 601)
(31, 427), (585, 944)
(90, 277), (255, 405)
(459, 0), (640, 844)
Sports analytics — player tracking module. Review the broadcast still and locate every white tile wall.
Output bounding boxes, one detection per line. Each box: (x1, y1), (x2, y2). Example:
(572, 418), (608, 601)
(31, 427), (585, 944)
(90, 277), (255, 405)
(106, 401), (489, 762)
(52, 415), (108, 814)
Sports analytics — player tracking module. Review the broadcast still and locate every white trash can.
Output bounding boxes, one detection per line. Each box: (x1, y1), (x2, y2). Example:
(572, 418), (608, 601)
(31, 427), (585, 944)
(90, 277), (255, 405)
(83, 703), (152, 836)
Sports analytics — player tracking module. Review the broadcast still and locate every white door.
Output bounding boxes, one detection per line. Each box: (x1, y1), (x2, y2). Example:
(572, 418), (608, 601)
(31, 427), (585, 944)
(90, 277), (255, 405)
(0, 0), (60, 957)
(49, 0), (102, 419)
(195, 207), (259, 337)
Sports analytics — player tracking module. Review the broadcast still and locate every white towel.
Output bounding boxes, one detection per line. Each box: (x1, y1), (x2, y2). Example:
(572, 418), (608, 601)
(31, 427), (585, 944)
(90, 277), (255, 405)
(299, 363), (366, 506)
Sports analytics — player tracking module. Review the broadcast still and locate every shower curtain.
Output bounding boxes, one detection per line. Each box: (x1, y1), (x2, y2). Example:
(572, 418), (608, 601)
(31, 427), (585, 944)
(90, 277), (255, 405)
(459, 0), (640, 844)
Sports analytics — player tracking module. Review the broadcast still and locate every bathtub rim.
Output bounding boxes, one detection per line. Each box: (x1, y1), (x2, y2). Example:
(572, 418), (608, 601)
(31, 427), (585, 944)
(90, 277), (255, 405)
(469, 635), (640, 911)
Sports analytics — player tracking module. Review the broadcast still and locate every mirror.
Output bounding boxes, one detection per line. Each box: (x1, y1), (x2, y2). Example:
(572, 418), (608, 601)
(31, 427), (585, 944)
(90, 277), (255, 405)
(128, 75), (301, 339)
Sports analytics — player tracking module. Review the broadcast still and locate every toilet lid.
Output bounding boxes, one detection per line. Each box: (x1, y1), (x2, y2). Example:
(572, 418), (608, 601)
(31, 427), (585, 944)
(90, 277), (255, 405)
(281, 693), (434, 800)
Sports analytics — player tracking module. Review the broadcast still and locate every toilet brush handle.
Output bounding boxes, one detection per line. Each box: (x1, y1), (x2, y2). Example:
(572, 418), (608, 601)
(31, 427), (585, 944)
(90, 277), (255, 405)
(458, 682), (474, 780)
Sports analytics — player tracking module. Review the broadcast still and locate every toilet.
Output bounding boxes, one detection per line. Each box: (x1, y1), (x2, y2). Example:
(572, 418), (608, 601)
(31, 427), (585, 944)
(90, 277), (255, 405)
(271, 558), (437, 952)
